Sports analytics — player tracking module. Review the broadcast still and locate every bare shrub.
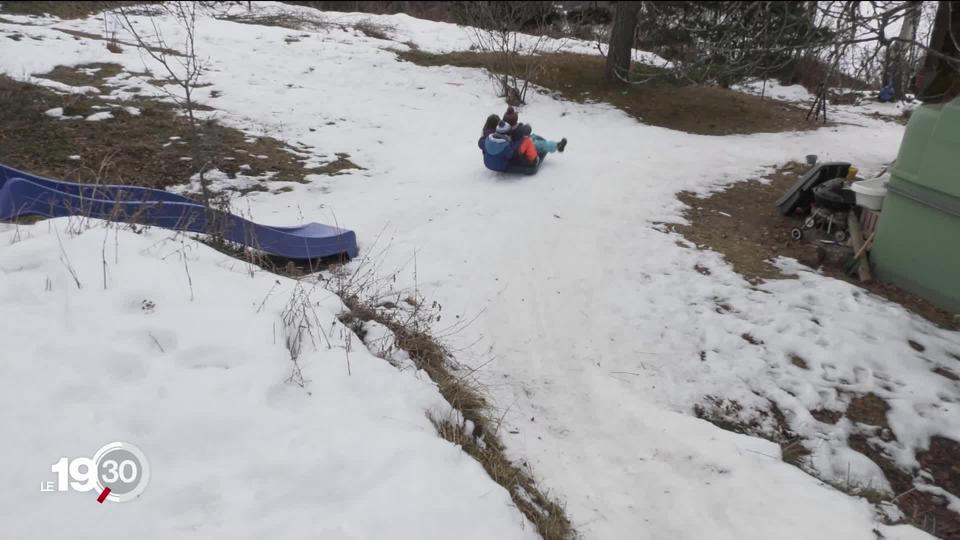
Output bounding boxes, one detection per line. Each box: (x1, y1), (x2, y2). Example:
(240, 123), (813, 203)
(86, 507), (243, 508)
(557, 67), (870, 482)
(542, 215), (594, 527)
(454, 1), (562, 105)
(115, 2), (213, 204)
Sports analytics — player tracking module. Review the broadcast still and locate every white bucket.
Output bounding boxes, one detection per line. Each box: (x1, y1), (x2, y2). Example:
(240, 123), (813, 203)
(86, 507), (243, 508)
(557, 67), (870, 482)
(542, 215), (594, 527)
(850, 177), (888, 211)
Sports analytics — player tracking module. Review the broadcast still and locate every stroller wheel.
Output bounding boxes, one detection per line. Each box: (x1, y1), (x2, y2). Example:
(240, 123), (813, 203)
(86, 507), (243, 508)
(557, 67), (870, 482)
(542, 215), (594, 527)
(790, 228), (804, 241)
(834, 229), (849, 242)
(803, 216), (816, 229)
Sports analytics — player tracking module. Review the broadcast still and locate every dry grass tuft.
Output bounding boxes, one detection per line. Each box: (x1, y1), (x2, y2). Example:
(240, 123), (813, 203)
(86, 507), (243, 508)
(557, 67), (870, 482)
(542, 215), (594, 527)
(429, 415), (575, 539)
(789, 354), (809, 370)
(312, 153), (363, 176)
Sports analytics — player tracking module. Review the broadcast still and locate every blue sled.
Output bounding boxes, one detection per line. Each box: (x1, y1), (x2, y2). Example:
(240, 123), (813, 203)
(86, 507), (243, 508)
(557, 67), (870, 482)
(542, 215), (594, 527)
(0, 164), (358, 260)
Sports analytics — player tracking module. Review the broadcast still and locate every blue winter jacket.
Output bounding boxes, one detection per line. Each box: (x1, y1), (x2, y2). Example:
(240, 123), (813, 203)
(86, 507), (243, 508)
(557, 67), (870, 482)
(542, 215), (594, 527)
(480, 133), (520, 172)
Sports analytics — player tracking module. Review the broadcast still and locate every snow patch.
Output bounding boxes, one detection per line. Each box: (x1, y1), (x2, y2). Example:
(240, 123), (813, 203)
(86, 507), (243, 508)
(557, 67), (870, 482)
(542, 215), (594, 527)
(84, 111), (113, 122)
(30, 77), (100, 95)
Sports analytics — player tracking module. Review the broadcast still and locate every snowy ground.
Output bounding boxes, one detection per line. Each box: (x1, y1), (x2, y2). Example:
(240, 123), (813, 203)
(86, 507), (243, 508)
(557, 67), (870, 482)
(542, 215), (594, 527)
(0, 220), (536, 539)
(733, 78), (919, 125)
(1, 3), (958, 539)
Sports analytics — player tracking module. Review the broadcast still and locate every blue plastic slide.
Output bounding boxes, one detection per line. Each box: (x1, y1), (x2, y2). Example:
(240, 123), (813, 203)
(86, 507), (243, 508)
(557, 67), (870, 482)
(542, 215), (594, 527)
(0, 164), (358, 259)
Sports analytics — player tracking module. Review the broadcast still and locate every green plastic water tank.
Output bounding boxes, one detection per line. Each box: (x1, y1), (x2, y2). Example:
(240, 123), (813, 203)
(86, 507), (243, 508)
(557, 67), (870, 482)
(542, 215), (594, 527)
(871, 96), (960, 313)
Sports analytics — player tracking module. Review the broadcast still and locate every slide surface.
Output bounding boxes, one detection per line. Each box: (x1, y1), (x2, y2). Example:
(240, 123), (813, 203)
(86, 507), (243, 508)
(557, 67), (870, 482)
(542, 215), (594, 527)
(0, 164), (358, 259)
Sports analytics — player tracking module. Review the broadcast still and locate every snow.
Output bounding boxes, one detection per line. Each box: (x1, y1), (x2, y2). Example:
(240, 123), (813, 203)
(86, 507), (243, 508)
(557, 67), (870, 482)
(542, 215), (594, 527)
(734, 79), (814, 102)
(167, 168), (272, 196)
(916, 484), (960, 514)
(29, 77), (101, 95)
(85, 111), (114, 121)
(1, 3), (957, 540)
(0, 220), (537, 540)
(233, 2), (673, 67)
(43, 107), (83, 121)
(733, 78), (918, 123)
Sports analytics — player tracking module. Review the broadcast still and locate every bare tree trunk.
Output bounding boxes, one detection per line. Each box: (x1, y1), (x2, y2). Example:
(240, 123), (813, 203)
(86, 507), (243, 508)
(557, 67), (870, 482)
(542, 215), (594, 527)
(604, 1), (642, 85)
(917, 0), (960, 103)
(891, 1), (922, 99)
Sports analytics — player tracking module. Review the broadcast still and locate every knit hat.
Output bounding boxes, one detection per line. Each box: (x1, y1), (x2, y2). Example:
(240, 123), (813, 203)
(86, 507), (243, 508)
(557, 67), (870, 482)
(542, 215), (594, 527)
(503, 106), (519, 127)
(495, 120), (512, 134)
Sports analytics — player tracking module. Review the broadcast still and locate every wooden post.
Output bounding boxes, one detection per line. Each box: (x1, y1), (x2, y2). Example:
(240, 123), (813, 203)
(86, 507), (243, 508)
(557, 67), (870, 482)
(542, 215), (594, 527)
(847, 212), (872, 282)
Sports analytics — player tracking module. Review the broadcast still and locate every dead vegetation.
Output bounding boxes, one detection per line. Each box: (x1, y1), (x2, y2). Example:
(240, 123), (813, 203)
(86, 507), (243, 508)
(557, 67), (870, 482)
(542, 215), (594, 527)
(0, 1), (146, 19)
(693, 396), (810, 467)
(322, 250), (575, 540)
(695, 391), (960, 536)
(398, 50), (814, 136)
(336, 293), (574, 539)
(789, 354), (809, 369)
(40, 63), (125, 87)
(219, 12), (325, 31)
(352, 19), (395, 41)
(846, 393), (891, 428)
(219, 9), (397, 43)
(0, 67), (357, 193)
(848, 434), (960, 537)
(51, 27), (183, 57)
(314, 153), (363, 176)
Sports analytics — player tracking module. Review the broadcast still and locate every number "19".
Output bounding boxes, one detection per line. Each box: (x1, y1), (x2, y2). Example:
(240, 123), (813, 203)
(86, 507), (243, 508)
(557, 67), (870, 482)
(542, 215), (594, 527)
(50, 457), (137, 492)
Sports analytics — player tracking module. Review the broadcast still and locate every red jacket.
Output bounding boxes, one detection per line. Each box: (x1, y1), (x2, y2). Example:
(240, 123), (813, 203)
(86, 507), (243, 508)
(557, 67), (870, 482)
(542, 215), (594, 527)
(516, 136), (538, 163)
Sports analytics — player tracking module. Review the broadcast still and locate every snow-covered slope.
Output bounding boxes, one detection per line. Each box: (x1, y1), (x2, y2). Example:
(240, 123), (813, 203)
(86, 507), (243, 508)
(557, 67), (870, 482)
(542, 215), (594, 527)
(1, 3), (957, 540)
(0, 220), (536, 539)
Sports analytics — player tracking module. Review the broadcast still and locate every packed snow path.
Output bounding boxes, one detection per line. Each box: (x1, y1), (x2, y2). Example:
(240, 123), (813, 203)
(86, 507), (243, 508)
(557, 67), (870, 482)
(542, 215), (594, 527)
(1, 3), (957, 539)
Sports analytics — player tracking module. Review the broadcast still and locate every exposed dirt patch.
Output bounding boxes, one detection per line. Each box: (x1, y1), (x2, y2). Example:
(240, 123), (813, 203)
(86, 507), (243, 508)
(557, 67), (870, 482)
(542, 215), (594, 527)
(398, 50), (815, 136)
(51, 27), (182, 57)
(848, 434), (960, 537)
(0, 75), (317, 190)
(810, 408), (843, 424)
(933, 367), (960, 382)
(846, 393), (891, 428)
(313, 153), (363, 176)
(909, 339), (928, 352)
(917, 437), (960, 501)
(675, 162), (814, 282)
(696, 393), (959, 534)
(352, 19), (395, 41)
(0, 1), (146, 19)
(693, 397), (809, 466)
(38, 62), (125, 90)
(790, 354), (810, 370)
(219, 12), (327, 32)
(674, 162), (959, 329)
